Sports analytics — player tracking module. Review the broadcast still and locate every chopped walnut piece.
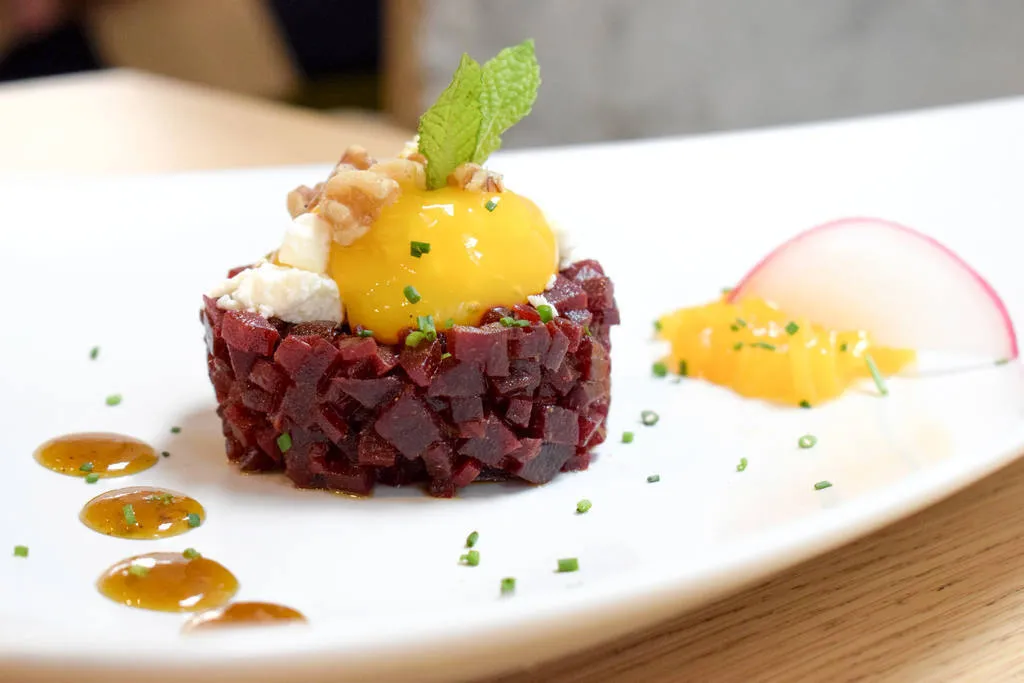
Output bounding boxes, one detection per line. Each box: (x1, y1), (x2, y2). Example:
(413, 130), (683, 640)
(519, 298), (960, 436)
(339, 145), (374, 171)
(320, 169), (400, 245)
(448, 163), (505, 193)
(286, 184), (322, 218)
(370, 158), (427, 190)
(399, 137), (426, 165)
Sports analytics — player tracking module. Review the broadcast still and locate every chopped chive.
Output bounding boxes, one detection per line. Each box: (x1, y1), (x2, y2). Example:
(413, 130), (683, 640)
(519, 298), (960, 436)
(79, 462), (94, 473)
(13, 545), (28, 558)
(751, 342), (776, 351)
(536, 304), (554, 323)
(89, 346), (100, 360)
(621, 431), (635, 444)
(647, 474), (660, 483)
(445, 318), (455, 329)
(721, 286), (733, 295)
(460, 549), (480, 566)
(161, 451), (171, 458)
(499, 316), (529, 328)
(576, 499), (592, 514)
(814, 480), (833, 491)
(730, 324), (740, 332)
(798, 434), (818, 449)
(500, 577), (516, 596)
(996, 358), (1011, 366)
(484, 199), (498, 212)
(187, 513), (202, 528)
(170, 426), (182, 434)
(146, 493), (174, 505)
(736, 457), (748, 472)
(85, 473), (99, 484)
(441, 352), (453, 360)
(277, 432), (292, 453)
(864, 353), (889, 396)
(182, 548), (201, 560)
(357, 329), (375, 338)
(403, 285), (422, 304)
(105, 394), (122, 406)
(798, 400), (811, 409)
(652, 362), (668, 378)
(128, 564), (149, 577)
(735, 318), (747, 328)
(640, 410), (659, 426)
(678, 360), (688, 376)
(466, 530), (479, 548)
(583, 325), (592, 337)
(556, 557), (579, 573)
(405, 330), (427, 347)
(733, 342), (743, 351)
(653, 320), (663, 333)
(785, 321), (800, 335)
(839, 342), (849, 352)
(122, 504), (137, 526)
(410, 240), (432, 258)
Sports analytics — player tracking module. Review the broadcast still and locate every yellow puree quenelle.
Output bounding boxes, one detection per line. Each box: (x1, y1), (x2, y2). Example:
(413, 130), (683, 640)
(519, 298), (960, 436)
(656, 294), (915, 406)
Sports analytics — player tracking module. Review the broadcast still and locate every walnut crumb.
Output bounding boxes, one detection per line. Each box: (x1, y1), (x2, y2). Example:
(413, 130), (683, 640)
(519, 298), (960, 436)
(320, 169), (400, 245)
(448, 163), (505, 193)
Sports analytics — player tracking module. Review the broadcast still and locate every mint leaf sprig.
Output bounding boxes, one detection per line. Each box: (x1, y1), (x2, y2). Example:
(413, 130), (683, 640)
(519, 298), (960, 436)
(418, 39), (540, 189)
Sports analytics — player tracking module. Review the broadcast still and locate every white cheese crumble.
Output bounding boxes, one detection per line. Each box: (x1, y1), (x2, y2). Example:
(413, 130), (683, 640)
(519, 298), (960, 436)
(527, 293), (559, 318)
(545, 274), (558, 290)
(208, 262), (343, 324)
(277, 213), (331, 274)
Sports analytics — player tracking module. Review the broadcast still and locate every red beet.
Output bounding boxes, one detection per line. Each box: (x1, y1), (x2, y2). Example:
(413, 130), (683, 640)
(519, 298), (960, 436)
(201, 260), (619, 496)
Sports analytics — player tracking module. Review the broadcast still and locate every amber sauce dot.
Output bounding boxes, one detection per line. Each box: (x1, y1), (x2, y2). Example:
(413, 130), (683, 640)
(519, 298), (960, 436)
(97, 552), (238, 612)
(80, 487), (205, 540)
(34, 433), (158, 478)
(183, 602), (307, 632)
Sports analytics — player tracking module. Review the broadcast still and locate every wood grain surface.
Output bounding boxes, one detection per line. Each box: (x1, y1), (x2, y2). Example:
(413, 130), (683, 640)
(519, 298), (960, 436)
(3, 71), (1023, 683)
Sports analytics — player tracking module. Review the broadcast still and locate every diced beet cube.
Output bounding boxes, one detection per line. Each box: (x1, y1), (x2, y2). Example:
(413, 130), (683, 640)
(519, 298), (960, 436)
(504, 398), (533, 428)
(581, 277), (615, 311)
(567, 381), (607, 411)
(599, 308), (621, 326)
(544, 276), (588, 311)
(578, 338), (610, 381)
(290, 321), (338, 340)
(374, 392), (441, 458)
(228, 347), (257, 380)
(510, 324), (550, 360)
(274, 336), (314, 377)
(554, 317), (584, 352)
(240, 382), (276, 413)
(479, 307), (513, 325)
(336, 336), (378, 362)
(458, 414), (520, 466)
(315, 403), (350, 443)
(506, 437), (542, 464)
(517, 443), (574, 483)
(563, 259), (605, 281)
(278, 336), (341, 387)
(237, 447), (277, 472)
(562, 452), (592, 472)
(565, 309), (594, 329)
(578, 414), (602, 447)
(249, 358), (287, 396)
(221, 402), (263, 448)
(255, 427), (283, 463)
(457, 419), (487, 439)
(451, 458), (482, 487)
(357, 429), (398, 467)
(203, 296), (225, 332)
(369, 345), (399, 376)
(428, 360), (486, 397)
(428, 478), (456, 498)
(422, 441), (454, 479)
(532, 405), (579, 445)
(512, 304), (542, 323)
(447, 325), (510, 376)
(543, 323), (570, 369)
(315, 457), (375, 495)
(221, 311), (281, 356)
(399, 339), (442, 387)
(544, 361), (580, 396)
(332, 376), (403, 409)
(450, 396), (484, 424)
(584, 422), (607, 449)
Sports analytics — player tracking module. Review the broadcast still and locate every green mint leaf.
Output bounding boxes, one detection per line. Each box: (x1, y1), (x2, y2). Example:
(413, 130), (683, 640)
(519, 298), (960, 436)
(418, 53), (483, 189)
(473, 39), (541, 164)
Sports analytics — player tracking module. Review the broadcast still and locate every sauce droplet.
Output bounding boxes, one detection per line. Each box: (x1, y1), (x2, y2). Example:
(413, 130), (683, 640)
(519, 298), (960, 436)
(183, 602), (307, 632)
(34, 433), (158, 478)
(97, 552), (238, 612)
(80, 487), (205, 540)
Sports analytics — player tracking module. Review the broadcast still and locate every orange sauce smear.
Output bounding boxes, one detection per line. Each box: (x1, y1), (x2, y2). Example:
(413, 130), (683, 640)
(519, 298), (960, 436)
(183, 602), (307, 632)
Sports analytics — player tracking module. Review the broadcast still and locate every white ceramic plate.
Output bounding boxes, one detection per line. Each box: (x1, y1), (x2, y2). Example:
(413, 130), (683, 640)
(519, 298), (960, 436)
(4, 99), (1024, 683)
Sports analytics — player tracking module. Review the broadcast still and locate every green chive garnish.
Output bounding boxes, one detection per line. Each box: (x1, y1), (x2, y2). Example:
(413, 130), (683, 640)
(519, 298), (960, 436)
(105, 394), (122, 406)
(441, 352), (453, 360)
(460, 549), (480, 566)
(405, 330), (427, 347)
(417, 314), (437, 340)
(621, 431), (635, 444)
(13, 545), (28, 558)
(85, 473), (99, 484)
(733, 342), (743, 351)
(839, 342), (849, 352)
(122, 504), (137, 526)
(785, 321), (800, 335)
(576, 499), (592, 514)
(89, 346), (99, 360)
(277, 433), (292, 453)
(730, 324), (739, 332)
(170, 426), (182, 434)
(536, 304), (554, 323)
(640, 410), (659, 426)
(798, 400), (811, 409)
(556, 557), (579, 573)
(466, 531), (479, 548)
(484, 199), (498, 212)
(678, 360), (688, 376)
(798, 434), (817, 449)
(653, 320), (663, 332)
(735, 318), (747, 328)
(736, 457), (748, 472)
(814, 480), (833, 491)
(499, 316), (530, 328)
(583, 325), (592, 337)
(161, 451), (170, 458)
(79, 462), (94, 473)
(358, 329), (375, 338)
(187, 513), (201, 528)
(183, 548), (201, 560)
(128, 564), (149, 577)
(721, 286), (733, 295)
(410, 241), (431, 258)
(647, 474), (660, 483)
(403, 285), (422, 304)
(864, 353), (889, 396)
(500, 577), (516, 596)
(996, 358), (1011, 366)
(751, 342), (776, 351)
(146, 493), (174, 505)
(652, 362), (668, 378)
(445, 318), (455, 329)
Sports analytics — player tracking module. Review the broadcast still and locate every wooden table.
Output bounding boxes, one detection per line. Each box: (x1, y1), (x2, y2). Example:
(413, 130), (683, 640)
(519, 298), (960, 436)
(5, 70), (1024, 683)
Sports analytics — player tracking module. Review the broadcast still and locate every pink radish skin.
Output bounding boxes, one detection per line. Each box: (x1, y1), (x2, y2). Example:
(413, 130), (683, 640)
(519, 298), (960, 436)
(729, 217), (1018, 361)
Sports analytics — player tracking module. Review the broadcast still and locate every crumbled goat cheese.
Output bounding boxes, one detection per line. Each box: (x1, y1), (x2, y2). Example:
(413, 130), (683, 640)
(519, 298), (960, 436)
(527, 294), (559, 317)
(277, 213), (332, 274)
(209, 262), (343, 324)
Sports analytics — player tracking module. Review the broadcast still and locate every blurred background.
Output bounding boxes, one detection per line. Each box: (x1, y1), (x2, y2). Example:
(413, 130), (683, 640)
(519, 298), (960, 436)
(2, 0), (1024, 147)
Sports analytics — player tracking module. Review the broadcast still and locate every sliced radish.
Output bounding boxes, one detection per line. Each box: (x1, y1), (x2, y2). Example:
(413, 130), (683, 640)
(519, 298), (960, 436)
(729, 217), (1017, 361)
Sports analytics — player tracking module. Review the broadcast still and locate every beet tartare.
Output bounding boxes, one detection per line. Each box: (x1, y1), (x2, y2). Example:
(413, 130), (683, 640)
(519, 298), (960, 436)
(200, 40), (620, 496)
